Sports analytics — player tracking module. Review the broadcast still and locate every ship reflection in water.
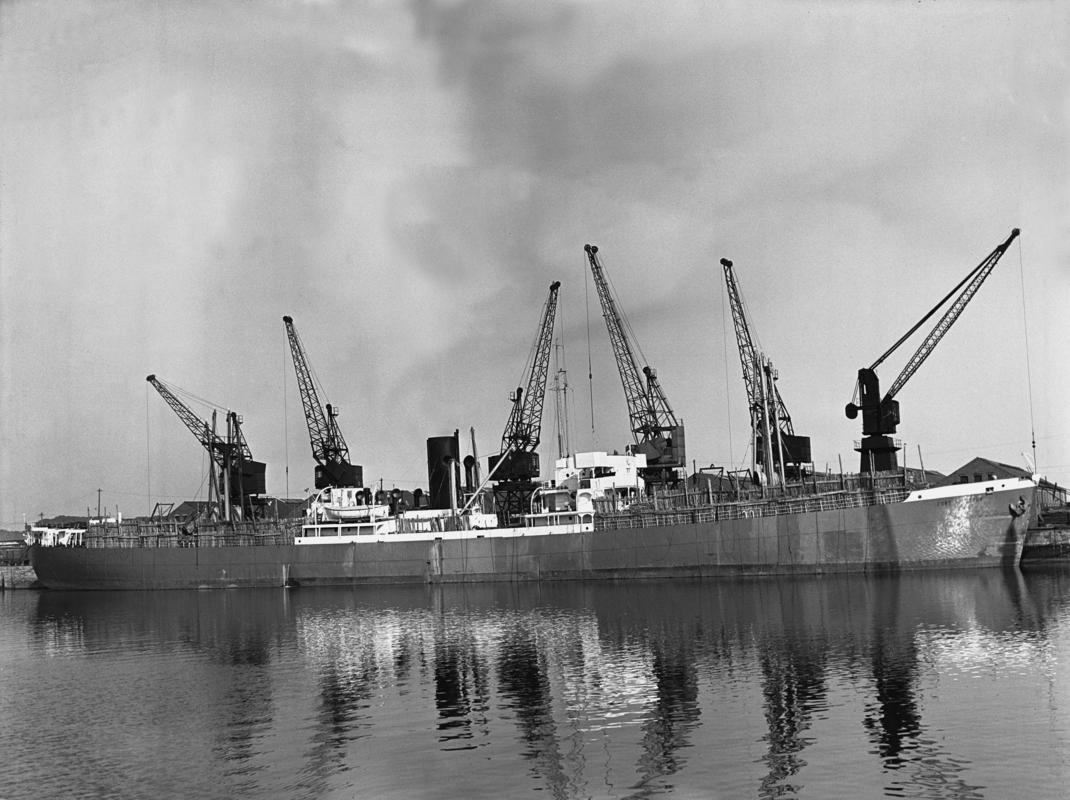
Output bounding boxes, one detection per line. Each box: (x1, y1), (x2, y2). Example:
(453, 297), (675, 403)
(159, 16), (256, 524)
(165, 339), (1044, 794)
(5, 567), (1069, 799)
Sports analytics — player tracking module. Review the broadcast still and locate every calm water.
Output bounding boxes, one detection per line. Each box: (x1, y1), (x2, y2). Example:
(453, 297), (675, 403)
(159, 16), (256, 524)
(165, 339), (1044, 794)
(3, 568), (1070, 799)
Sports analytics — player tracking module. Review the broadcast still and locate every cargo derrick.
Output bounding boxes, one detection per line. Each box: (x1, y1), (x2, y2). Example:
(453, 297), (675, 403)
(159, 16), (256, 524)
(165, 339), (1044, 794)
(721, 258), (811, 485)
(584, 244), (685, 485)
(489, 281), (561, 525)
(283, 316), (362, 490)
(845, 228), (1019, 473)
(146, 374), (267, 521)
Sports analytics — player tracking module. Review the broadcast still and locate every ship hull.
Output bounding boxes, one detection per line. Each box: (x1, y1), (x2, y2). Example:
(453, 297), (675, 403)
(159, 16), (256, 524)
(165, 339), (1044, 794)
(31, 482), (1035, 590)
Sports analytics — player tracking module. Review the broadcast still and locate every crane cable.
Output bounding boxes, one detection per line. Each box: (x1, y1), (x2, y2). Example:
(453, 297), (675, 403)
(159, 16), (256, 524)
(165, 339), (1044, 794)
(848, 242), (992, 409)
(157, 376), (233, 417)
(720, 265), (734, 468)
(145, 378), (221, 512)
(283, 336), (290, 498)
(596, 249), (651, 369)
(584, 252), (596, 436)
(145, 381), (152, 513)
(552, 304), (572, 460)
(513, 289), (544, 390)
(1018, 232), (1038, 473)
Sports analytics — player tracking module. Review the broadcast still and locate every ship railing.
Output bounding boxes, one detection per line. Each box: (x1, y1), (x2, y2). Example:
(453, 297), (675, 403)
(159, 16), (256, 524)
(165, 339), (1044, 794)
(80, 519), (299, 548)
(652, 473), (912, 510)
(594, 487), (913, 531)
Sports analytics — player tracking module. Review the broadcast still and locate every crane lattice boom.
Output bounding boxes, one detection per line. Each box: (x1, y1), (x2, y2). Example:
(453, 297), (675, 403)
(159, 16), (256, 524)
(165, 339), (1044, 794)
(283, 316), (361, 489)
(501, 281), (561, 457)
(147, 375), (249, 468)
(146, 374), (265, 515)
(846, 227), (1019, 473)
(720, 258), (809, 476)
(882, 228), (1020, 401)
(584, 244), (684, 475)
(721, 258), (764, 426)
(490, 281), (561, 483)
(721, 258), (796, 433)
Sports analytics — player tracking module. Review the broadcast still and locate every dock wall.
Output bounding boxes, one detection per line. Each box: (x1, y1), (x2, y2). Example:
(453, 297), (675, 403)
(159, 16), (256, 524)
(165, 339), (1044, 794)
(1022, 527), (1070, 562)
(0, 565), (38, 590)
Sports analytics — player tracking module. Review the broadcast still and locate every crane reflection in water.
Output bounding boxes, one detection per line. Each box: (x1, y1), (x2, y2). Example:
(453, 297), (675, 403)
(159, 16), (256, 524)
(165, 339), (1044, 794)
(19, 567), (1063, 799)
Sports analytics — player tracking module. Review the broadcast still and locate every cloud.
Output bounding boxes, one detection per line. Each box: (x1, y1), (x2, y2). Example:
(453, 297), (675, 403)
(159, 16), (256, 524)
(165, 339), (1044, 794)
(2, 1), (1068, 520)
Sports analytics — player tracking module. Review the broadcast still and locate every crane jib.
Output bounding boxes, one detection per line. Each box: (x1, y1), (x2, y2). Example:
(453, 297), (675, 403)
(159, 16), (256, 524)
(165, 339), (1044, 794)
(879, 228), (1019, 402)
(847, 227), (1019, 474)
(585, 244), (685, 477)
(283, 316), (361, 489)
(493, 281), (560, 482)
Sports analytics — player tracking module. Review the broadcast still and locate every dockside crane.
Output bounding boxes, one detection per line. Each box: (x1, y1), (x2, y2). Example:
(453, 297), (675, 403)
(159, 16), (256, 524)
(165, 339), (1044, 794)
(488, 281), (561, 523)
(845, 227), (1019, 473)
(283, 315), (362, 490)
(146, 374), (267, 520)
(584, 244), (685, 483)
(721, 258), (811, 484)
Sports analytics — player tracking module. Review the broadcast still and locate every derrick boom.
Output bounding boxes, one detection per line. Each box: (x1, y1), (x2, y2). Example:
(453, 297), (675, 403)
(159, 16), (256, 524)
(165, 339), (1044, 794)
(721, 258), (810, 479)
(283, 316), (362, 489)
(846, 228), (1019, 473)
(584, 244), (684, 480)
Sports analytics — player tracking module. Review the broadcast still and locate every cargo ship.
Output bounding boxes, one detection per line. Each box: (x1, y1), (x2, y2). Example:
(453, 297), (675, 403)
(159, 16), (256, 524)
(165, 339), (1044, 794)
(31, 229), (1034, 590)
(30, 450), (1037, 591)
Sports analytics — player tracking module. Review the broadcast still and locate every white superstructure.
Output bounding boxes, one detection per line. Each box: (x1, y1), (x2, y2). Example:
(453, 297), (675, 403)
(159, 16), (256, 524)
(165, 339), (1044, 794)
(297, 451), (647, 545)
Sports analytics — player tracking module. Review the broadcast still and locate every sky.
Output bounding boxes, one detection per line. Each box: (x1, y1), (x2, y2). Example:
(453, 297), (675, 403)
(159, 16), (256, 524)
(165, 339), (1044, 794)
(1, 0), (1067, 524)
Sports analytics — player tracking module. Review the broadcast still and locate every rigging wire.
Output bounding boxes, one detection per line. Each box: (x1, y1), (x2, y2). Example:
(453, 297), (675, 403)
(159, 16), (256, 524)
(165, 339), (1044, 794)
(1017, 232), (1038, 472)
(158, 377), (233, 417)
(145, 381), (152, 515)
(720, 267), (734, 468)
(551, 293), (572, 460)
(283, 333), (290, 498)
(554, 338), (575, 461)
(596, 249), (650, 369)
(584, 253), (596, 436)
(557, 300), (567, 459)
(288, 322), (332, 413)
(516, 285), (547, 389)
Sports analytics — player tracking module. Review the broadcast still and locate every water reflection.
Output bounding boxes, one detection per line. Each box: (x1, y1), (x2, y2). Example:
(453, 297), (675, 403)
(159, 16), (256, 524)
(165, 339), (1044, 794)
(434, 623), (490, 749)
(865, 576), (987, 798)
(632, 634), (701, 796)
(497, 623), (570, 795)
(11, 568), (1070, 799)
(865, 577), (922, 769)
(757, 596), (827, 798)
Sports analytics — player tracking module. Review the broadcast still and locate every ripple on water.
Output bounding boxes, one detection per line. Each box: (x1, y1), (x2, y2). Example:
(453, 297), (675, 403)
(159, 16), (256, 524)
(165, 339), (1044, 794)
(4, 572), (1070, 799)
